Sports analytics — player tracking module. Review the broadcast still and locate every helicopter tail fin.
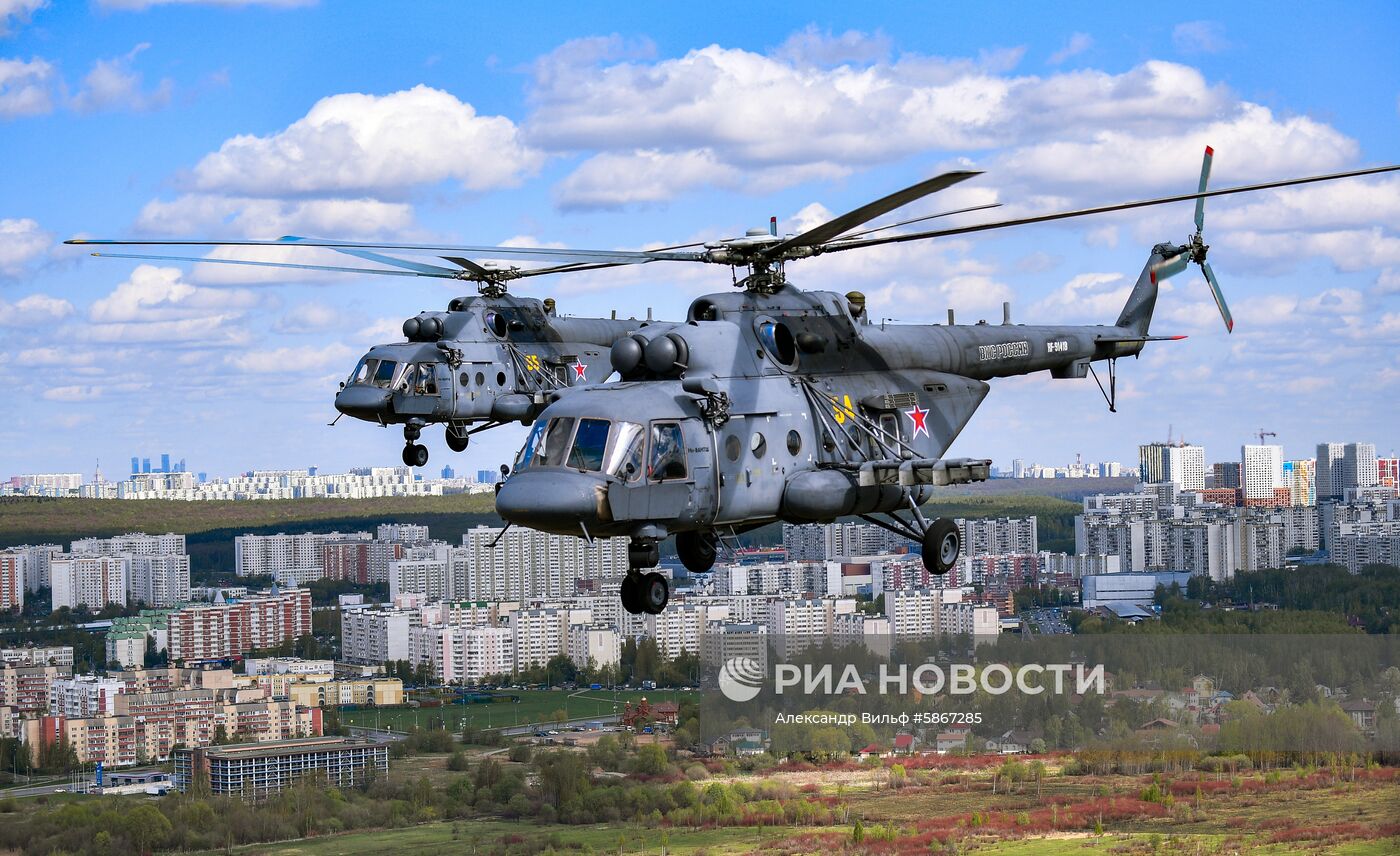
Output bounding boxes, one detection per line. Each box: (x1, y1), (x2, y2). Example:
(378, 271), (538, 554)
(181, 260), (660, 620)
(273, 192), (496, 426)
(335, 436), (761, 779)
(1115, 245), (1182, 337)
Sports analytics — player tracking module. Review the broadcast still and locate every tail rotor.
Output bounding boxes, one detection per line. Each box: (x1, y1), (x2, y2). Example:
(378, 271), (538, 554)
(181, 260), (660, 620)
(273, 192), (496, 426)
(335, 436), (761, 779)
(1149, 145), (1234, 332)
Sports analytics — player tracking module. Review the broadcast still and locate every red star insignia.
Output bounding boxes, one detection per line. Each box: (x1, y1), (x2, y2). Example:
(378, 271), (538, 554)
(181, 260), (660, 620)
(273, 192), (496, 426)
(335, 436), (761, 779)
(573, 362), (588, 380)
(905, 403), (929, 438)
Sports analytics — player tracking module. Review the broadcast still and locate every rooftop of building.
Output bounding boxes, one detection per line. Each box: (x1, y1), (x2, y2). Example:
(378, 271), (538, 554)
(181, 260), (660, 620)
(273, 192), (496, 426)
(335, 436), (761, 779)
(184, 736), (383, 760)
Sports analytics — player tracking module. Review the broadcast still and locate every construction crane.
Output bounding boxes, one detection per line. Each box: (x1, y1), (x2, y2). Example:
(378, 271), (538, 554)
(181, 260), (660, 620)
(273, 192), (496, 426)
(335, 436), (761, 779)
(1256, 429), (1277, 445)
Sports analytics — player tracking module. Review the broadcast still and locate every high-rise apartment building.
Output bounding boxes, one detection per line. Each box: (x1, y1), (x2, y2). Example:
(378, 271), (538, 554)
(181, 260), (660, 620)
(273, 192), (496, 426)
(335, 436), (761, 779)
(129, 554), (191, 607)
(51, 555), (128, 610)
(1282, 459), (1316, 506)
(1241, 445), (1284, 503)
(1139, 442), (1206, 491)
(1316, 442), (1379, 500)
(0, 554), (24, 611)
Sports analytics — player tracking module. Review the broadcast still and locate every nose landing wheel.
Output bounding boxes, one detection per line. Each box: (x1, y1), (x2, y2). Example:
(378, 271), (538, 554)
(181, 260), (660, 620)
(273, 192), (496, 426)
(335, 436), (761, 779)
(402, 422), (428, 468)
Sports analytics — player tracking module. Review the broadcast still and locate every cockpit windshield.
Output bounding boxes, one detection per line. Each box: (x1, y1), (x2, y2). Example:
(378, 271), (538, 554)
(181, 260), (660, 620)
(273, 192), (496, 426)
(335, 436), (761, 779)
(347, 358), (400, 389)
(516, 417), (645, 477)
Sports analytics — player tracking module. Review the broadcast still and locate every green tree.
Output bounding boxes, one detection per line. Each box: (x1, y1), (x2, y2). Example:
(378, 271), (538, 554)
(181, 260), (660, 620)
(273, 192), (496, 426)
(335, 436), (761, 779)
(123, 804), (172, 855)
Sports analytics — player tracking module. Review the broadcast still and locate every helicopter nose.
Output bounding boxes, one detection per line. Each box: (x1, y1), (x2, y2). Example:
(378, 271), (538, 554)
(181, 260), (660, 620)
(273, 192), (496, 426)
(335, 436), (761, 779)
(495, 469), (603, 534)
(335, 385), (391, 420)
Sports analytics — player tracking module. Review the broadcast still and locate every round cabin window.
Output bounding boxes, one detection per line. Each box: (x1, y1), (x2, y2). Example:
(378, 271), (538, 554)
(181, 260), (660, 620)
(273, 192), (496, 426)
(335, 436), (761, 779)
(751, 433), (767, 458)
(724, 435), (742, 462)
(786, 430), (802, 456)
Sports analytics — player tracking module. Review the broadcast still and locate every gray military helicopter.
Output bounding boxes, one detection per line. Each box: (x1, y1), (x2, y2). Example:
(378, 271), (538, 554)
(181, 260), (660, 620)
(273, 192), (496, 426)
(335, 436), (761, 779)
(482, 149), (1397, 614)
(65, 236), (676, 467)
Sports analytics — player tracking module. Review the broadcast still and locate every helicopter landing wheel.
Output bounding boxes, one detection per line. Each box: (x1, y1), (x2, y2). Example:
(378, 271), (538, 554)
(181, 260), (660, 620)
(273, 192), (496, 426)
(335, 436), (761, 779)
(640, 572), (669, 615)
(675, 531), (718, 574)
(445, 429), (469, 453)
(921, 517), (960, 575)
(402, 443), (429, 468)
(620, 574), (644, 615)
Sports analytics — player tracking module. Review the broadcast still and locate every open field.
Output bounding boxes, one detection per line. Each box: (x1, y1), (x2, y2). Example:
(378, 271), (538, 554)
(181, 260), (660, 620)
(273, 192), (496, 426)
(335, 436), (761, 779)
(341, 689), (684, 733)
(0, 495), (499, 543)
(218, 821), (788, 855)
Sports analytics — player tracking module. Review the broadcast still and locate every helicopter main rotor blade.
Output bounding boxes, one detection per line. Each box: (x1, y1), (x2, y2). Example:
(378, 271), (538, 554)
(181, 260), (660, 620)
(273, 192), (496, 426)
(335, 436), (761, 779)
(833, 202), (1003, 242)
(823, 163), (1400, 253)
(66, 235), (705, 265)
(762, 170), (981, 256)
(87, 252), (466, 279)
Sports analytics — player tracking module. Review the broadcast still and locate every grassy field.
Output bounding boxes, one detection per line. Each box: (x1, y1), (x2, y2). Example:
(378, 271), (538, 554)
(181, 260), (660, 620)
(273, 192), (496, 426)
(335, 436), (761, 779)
(0, 494), (499, 543)
(341, 689), (684, 732)
(222, 820), (787, 855)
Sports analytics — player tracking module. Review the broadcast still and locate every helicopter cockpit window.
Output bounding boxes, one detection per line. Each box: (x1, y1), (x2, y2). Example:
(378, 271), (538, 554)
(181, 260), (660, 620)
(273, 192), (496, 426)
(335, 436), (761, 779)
(567, 418), (610, 471)
(349, 358), (376, 385)
(371, 360), (398, 388)
(524, 416), (574, 469)
(649, 422), (686, 481)
(604, 421), (645, 481)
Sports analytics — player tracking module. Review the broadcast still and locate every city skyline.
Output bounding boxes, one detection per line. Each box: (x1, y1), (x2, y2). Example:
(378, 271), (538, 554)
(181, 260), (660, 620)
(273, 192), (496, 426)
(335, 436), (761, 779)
(1, 3), (1397, 477)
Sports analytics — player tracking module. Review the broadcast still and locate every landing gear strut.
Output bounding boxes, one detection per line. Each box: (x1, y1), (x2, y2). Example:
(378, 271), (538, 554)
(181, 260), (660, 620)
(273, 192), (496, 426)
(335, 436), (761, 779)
(402, 423), (428, 468)
(621, 538), (668, 615)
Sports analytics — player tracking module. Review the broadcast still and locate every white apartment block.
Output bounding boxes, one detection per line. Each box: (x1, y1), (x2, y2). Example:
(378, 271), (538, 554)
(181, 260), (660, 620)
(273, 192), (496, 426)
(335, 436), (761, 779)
(234, 531), (372, 579)
(51, 554), (128, 610)
(5, 544), (60, 592)
(1333, 521), (1400, 574)
(71, 532), (185, 556)
(389, 549), (461, 601)
(511, 608), (591, 670)
(377, 523), (431, 544)
(106, 632), (147, 668)
(411, 624), (514, 684)
(341, 608), (421, 666)
(767, 597), (856, 658)
(940, 602), (1000, 637)
(0, 554), (22, 611)
(715, 562), (828, 597)
(648, 602), (726, 660)
(833, 612), (892, 657)
(958, 517), (1039, 556)
(884, 588), (964, 637)
(0, 646), (73, 667)
(463, 526), (628, 601)
(129, 554), (191, 607)
(1241, 445), (1284, 502)
(699, 621), (768, 671)
(568, 625), (621, 670)
(49, 675), (125, 717)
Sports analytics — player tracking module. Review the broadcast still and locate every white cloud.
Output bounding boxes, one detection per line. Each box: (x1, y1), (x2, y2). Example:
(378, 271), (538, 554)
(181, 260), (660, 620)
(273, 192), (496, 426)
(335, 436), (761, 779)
(1031, 272), (1131, 322)
(226, 342), (355, 374)
(43, 385), (103, 402)
(1376, 269), (1400, 296)
(0, 292), (73, 325)
(1047, 32), (1092, 65)
(189, 85), (542, 197)
(90, 264), (259, 322)
(271, 301), (343, 333)
(1173, 21), (1229, 54)
(1211, 174), (1400, 232)
(0, 217), (52, 275)
(135, 194), (414, 239)
(1226, 228), (1400, 273)
(0, 56), (56, 117)
(774, 25), (892, 66)
(0, 0), (45, 37)
(15, 347), (101, 366)
(69, 43), (173, 114)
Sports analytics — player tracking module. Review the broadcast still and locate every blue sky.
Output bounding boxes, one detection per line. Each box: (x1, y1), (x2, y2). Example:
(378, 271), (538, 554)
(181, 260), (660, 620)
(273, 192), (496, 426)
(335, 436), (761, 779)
(1, 0), (1397, 480)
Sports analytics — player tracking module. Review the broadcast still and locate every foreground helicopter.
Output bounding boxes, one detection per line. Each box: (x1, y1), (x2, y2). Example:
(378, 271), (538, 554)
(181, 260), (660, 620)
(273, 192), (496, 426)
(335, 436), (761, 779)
(486, 148), (1397, 614)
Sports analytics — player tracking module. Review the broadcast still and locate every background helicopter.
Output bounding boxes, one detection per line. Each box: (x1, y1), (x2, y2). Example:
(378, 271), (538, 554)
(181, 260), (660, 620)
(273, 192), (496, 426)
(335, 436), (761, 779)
(67, 236), (669, 468)
(482, 148), (1396, 615)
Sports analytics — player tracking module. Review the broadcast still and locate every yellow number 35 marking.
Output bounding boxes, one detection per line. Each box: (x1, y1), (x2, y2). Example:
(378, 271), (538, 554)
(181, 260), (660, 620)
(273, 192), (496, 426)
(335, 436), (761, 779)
(524, 354), (541, 371)
(830, 394), (855, 424)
